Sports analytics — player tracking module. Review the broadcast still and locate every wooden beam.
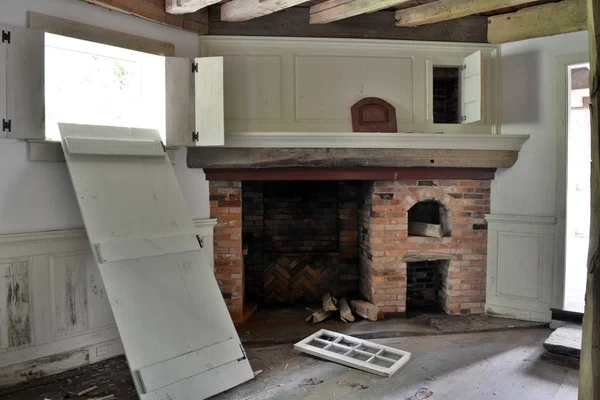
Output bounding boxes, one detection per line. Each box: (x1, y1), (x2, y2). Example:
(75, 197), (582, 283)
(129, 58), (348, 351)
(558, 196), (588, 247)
(580, 1), (599, 398)
(187, 147), (518, 169)
(202, 167), (497, 181)
(80, 0), (209, 34)
(221, 0), (308, 22)
(487, 0), (587, 44)
(310, 0), (413, 24)
(166, 0), (220, 15)
(395, 0), (539, 27)
(208, 6), (489, 43)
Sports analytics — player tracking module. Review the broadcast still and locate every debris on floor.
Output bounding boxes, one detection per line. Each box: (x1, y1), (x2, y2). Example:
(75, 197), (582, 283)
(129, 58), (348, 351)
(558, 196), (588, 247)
(297, 378), (324, 387)
(294, 329), (411, 376)
(305, 309), (332, 323)
(406, 388), (434, 400)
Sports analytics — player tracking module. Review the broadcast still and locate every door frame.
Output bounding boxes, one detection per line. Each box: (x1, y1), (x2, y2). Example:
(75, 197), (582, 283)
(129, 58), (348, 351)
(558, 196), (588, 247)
(553, 52), (590, 311)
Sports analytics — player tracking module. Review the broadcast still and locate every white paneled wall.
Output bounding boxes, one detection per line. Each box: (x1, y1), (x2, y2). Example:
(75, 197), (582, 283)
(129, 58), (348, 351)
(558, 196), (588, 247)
(0, 219), (216, 387)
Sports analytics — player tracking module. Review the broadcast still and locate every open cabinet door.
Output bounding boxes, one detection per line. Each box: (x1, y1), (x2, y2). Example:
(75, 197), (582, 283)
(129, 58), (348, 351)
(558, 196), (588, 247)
(0, 25), (7, 138)
(58, 123), (254, 400)
(461, 50), (483, 124)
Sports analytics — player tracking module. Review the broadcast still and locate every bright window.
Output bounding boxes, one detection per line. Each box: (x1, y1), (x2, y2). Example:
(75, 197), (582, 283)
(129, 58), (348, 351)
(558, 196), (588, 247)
(44, 33), (165, 141)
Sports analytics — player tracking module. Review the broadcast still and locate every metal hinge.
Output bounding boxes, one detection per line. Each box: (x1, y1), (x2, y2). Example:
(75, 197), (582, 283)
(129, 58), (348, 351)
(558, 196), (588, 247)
(192, 132), (199, 142)
(196, 235), (204, 248)
(460, 65), (466, 71)
(238, 344), (247, 361)
(192, 62), (198, 73)
(160, 141), (166, 152)
(1, 30), (10, 44)
(460, 115), (467, 122)
(2, 119), (11, 132)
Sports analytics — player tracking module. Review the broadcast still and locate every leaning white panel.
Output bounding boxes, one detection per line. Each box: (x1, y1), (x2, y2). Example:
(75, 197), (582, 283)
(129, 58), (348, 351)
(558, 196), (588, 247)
(294, 329), (411, 377)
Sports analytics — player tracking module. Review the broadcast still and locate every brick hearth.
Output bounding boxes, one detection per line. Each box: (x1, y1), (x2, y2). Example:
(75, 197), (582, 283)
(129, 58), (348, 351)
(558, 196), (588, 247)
(210, 179), (490, 320)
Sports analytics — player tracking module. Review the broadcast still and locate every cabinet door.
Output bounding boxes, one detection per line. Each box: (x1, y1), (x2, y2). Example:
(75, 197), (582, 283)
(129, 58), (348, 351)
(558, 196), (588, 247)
(5, 25), (45, 139)
(0, 25), (7, 138)
(194, 57), (224, 146)
(461, 50), (483, 124)
(165, 57), (194, 147)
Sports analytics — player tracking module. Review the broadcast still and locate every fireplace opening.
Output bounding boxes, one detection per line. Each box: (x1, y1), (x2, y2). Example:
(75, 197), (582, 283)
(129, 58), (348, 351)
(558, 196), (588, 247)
(406, 260), (449, 315)
(242, 181), (361, 307)
(407, 200), (451, 237)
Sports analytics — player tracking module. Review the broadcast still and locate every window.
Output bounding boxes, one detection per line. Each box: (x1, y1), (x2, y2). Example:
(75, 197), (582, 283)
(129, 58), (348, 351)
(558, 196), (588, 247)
(44, 33), (165, 142)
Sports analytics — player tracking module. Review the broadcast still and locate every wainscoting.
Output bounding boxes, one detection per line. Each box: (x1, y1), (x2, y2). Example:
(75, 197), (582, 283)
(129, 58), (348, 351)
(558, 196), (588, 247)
(485, 214), (557, 322)
(0, 218), (216, 387)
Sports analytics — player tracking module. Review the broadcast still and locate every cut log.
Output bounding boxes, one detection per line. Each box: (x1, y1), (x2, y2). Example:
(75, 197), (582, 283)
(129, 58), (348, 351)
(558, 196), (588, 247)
(408, 222), (443, 238)
(339, 298), (355, 323)
(322, 292), (338, 311)
(305, 309), (332, 324)
(350, 300), (379, 321)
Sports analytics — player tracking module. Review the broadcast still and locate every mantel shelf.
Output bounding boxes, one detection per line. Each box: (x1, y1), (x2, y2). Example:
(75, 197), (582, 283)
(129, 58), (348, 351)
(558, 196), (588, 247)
(223, 132), (530, 151)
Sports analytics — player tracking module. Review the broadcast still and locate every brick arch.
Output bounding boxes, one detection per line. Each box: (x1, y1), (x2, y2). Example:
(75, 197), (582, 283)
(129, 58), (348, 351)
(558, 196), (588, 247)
(398, 187), (457, 212)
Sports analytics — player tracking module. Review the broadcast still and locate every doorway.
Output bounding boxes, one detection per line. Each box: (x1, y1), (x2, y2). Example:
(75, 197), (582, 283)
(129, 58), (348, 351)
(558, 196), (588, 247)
(564, 63), (591, 313)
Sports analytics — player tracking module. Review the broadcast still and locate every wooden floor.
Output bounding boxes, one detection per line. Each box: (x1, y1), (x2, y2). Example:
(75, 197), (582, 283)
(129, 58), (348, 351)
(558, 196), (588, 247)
(1, 328), (578, 400)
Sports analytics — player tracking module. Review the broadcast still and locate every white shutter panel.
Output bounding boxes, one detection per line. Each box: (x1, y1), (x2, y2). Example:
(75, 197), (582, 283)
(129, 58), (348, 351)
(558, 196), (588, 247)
(194, 56), (224, 146)
(461, 50), (483, 124)
(58, 123), (254, 399)
(165, 57), (194, 147)
(0, 25), (8, 138)
(6, 25), (45, 139)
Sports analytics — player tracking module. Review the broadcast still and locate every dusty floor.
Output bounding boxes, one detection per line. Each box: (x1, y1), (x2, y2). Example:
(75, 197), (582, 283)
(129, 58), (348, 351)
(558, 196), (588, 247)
(1, 328), (577, 400)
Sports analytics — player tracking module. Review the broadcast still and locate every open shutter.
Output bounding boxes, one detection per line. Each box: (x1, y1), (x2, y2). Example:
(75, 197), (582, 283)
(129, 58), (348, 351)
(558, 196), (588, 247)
(0, 25), (7, 138)
(6, 25), (45, 139)
(165, 57), (224, 147)
(165, 57), (194, 147)
(194, 57), (224, 146)
(58, 123), (254, 399)
(461, 50), (483, 124)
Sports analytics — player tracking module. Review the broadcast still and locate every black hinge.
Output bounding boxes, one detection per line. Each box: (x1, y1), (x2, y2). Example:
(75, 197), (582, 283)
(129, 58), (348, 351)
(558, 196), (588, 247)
(196, 235), (204, 248)
(2, 119), (11, 133)
(238, 344), (247, 361)
(192, 62), (198, 73)
(192, 132), (199, 142)
(160, 141), (166, 152)
(1, 30), (10, 44)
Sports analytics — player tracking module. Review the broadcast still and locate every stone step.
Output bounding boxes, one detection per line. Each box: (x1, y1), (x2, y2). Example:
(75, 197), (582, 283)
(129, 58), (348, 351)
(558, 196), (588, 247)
(543, 324), (582, 359)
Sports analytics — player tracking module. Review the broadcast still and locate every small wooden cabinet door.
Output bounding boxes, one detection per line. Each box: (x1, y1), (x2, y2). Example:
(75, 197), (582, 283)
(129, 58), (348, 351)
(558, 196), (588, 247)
(461, 50), (483, 125)
(0, 25), (7, 138)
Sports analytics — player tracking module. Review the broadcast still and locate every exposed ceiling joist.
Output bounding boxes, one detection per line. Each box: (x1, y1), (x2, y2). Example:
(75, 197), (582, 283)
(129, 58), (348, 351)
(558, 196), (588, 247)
(487, 0), (587, 43)
(81, 0), (209, 34)
(166, 0), (221, 15)
(221, 0), (308, 22)
(309, 0), (413, 24)
(395, 0), (541, 27)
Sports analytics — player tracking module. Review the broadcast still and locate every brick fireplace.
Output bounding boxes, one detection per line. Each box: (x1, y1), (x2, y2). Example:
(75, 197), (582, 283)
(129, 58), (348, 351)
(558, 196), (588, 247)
(210, 177), (490, 322)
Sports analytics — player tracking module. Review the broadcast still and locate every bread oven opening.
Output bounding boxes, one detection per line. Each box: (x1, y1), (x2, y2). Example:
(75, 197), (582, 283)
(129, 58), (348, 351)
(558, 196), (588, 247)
(407, 200), (451, 238)
(406, 260), (449, 315)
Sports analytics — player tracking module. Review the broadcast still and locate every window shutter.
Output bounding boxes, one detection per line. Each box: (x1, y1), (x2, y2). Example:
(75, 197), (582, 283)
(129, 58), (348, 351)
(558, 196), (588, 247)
(0, 25), (7, 138)
(461, 50), (483, 125)
(165, 57), (194, 147)
(194, 57), (224, 146)
(6, 25), (45, 139)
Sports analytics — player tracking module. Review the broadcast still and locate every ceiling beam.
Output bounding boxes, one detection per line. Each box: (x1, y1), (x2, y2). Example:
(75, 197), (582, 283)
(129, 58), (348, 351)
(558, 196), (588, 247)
(80, 0), (209, 34)
(487, 0), (587, 43)
(395, 0), (540, 27)
(221, 0), (308, 22)
(166, 0), (221, 15)
(309, 0), (413, 24)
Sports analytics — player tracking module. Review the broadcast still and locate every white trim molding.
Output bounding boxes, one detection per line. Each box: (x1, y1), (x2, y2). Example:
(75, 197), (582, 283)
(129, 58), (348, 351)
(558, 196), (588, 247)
(225, 132), (530, 150)
(485, 214), (557, 225)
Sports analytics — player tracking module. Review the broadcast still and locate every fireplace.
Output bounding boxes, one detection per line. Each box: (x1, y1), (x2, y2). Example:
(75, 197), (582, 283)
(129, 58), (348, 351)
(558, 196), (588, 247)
(210, 178), (490, 322)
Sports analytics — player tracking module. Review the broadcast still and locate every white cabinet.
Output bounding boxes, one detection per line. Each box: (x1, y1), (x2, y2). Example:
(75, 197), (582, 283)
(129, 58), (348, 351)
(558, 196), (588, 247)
(165, 56), (224, 147)
(0, 24), (45, 140)
(200, 37), (499, 135)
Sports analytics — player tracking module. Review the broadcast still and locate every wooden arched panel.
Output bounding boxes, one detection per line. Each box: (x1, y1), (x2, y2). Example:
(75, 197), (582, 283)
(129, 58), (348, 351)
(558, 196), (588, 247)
(351, 97), (397, 133)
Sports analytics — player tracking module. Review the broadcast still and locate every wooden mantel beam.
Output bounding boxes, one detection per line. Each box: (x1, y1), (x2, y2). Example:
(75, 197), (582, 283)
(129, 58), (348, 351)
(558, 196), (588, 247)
(395, 0), (539, 27)
(81, 0), (209, 34)
(487, 0), (587, 44)
(221, 0), (308, 22)
(166, 0), (220, 15)
(310, 0), (413, 24)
